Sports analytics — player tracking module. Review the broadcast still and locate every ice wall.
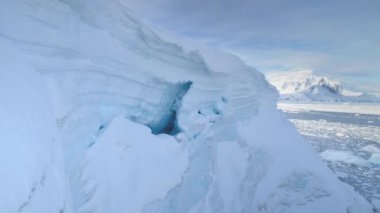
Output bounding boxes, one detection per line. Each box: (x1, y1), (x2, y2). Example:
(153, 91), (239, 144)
(0, 0), (375, 212)
(0, 38), (69, 212)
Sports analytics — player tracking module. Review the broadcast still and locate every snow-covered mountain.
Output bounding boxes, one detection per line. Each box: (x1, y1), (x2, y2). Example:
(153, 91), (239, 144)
(0, 0), (374, 212)
(266, 70), (379, 102)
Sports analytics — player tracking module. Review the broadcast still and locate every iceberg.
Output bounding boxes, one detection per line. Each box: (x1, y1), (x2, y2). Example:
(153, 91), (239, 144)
(0, 0), (374, 212)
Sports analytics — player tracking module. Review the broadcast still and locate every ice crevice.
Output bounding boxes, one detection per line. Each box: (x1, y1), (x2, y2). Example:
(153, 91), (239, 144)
(149, 81), (192, 135)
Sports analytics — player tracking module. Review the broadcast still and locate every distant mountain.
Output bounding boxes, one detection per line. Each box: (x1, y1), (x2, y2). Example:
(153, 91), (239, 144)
(266, 70), (379, 102)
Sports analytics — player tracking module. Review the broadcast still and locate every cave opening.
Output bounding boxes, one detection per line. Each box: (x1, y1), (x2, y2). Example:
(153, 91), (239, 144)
(150, 81), (192, 136)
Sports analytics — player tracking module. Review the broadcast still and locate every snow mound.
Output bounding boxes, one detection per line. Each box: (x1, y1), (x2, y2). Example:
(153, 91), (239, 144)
(0, 0), (374, 212)
(266, 70), (379, 102)
(82, 116), (188, 213)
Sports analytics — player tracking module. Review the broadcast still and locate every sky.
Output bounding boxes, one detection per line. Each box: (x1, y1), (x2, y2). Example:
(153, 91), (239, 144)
(121, 0), (380, 94)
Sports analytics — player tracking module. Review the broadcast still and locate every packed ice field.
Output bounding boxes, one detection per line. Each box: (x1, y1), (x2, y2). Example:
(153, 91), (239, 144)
(278, 102), (380, 209)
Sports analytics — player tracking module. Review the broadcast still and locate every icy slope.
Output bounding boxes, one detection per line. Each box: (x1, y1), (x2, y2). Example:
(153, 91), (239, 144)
(0, 0), (374, 212)
(82, 116), (188, 213)
(266, 70), (379, 102)
(0, 38), (69, 212)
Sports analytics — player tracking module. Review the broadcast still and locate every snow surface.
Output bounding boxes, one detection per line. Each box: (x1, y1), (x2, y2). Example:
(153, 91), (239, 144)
(266, 70), (379, 102)
(0, 0), (375, 212)
(0, 37), (69, 212)
(82, 116), (188, 213)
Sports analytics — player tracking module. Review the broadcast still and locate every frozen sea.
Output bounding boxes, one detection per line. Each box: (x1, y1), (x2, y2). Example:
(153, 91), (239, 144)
(278, 102), (380, 209)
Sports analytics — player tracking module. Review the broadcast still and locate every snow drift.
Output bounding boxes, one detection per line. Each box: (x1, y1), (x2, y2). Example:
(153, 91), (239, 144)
(0, 0), (375, 212)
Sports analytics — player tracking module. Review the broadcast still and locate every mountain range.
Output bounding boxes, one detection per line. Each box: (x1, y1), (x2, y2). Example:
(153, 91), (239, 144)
(266, 70), (379, 102)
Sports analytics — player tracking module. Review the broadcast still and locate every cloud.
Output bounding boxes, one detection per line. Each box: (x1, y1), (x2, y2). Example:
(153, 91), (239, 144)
(121, 0), (380, 94)
(228, 47), (327, 72)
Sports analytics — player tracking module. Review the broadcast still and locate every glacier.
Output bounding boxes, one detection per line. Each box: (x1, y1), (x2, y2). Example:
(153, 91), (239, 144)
(0, 0), (375, 212)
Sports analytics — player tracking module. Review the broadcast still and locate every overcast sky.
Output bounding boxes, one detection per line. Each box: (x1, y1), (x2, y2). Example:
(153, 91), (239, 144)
(122, 0), (380, 94)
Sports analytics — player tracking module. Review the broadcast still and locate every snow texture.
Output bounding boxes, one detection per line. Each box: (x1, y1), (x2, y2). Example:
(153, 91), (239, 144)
(0, 0), (375, 212)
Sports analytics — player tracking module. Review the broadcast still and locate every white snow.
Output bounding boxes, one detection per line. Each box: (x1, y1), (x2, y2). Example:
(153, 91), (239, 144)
(0, 37), (69, 212)
(0, 0), (375, 212)
(82, 116), (188, 213)
(266, 70), (379, 102)
(266, 70), (338, 95)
